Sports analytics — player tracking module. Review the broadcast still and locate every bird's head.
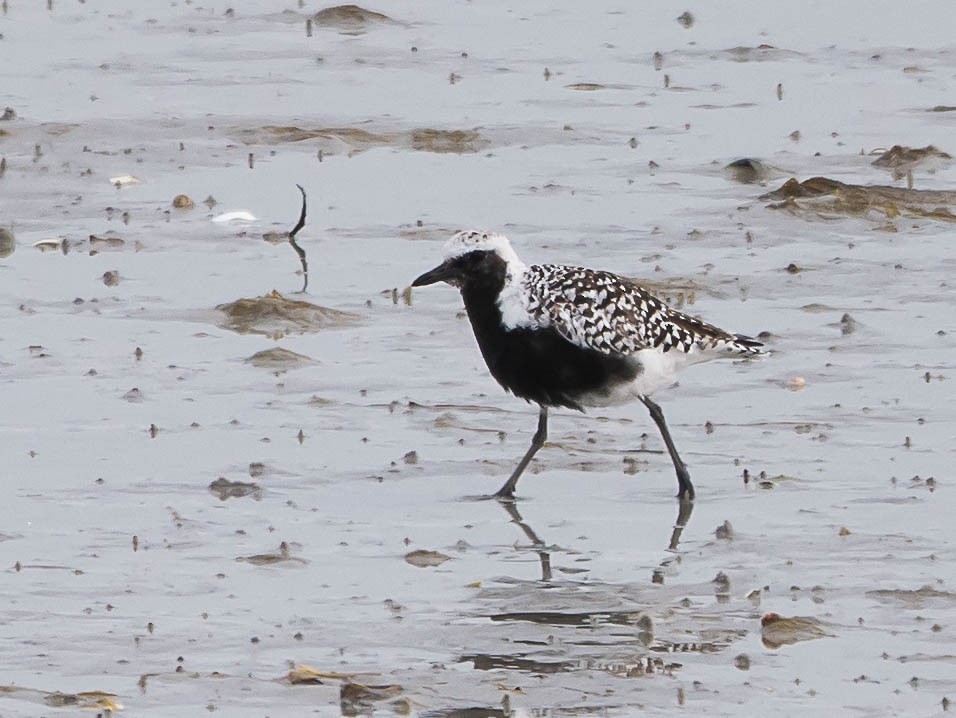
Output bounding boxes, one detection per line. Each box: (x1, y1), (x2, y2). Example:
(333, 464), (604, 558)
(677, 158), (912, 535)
(412, 230), (524, 290)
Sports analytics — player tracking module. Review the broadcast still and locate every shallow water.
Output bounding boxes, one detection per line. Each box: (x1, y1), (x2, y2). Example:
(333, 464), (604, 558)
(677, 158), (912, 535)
(1, 2), (955, 716)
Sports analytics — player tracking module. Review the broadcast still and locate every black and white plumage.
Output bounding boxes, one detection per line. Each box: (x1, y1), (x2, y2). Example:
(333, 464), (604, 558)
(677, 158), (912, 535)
(412, 230), (766, 501)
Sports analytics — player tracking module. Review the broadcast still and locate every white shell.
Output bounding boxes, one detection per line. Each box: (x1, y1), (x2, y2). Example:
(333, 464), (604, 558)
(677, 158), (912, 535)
(212, 211), (258, 223)
(108, 174), (142, 186)
(33, 239), (63, 252)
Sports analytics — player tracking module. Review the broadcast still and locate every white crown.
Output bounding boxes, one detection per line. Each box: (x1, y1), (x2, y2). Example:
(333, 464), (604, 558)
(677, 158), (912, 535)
(443, 230), (524, 268)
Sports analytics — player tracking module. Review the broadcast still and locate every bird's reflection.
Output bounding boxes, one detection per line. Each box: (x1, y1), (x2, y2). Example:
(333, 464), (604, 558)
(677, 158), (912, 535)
(496, 497), (694, 584)
(498, 500), (552, 581)
(652, 498), (694, 584)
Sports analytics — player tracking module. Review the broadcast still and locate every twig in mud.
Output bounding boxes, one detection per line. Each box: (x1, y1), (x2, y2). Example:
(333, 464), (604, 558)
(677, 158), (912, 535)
(289, 184), (309, 292)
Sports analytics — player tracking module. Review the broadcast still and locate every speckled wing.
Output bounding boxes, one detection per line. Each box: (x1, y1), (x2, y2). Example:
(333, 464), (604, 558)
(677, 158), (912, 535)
(522, 265), (762, 357)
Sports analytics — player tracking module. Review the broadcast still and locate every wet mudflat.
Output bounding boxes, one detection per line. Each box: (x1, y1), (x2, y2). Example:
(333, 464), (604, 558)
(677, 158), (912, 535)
(1, 1), (955, 715)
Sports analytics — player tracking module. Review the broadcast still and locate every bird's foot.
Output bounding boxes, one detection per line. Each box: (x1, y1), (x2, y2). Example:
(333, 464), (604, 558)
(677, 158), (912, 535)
(493, 488), (518, 503)
(458, 491), (520, 503)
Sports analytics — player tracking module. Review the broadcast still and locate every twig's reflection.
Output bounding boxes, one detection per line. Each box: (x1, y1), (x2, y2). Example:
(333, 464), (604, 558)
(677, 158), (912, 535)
(288, 184), (309, 293)
(652, 498), (695, 584)
(497, 500), (552, 582)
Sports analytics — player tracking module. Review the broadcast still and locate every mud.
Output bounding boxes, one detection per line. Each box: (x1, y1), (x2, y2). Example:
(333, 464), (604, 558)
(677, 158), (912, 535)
(216, 291), (360, 337)
(244, 346), (316, 370)
(761, 176), (956, 223)
(1, 1), (955, 716)
(312, 4), (394, 33)
(871, 144), (952, 186)
(235, 125), (488, 156)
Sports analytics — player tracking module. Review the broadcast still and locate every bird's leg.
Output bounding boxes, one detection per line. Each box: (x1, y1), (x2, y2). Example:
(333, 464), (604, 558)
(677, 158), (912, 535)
(494, 406), (548, 500)
(638, 395), (695, 501)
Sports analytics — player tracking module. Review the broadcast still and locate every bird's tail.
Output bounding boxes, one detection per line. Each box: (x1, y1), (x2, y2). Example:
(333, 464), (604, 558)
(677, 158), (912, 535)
(724, 333), (768, 357)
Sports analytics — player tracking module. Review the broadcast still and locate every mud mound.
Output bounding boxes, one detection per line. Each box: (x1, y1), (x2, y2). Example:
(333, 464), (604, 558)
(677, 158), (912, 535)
(216, 290), (359, 337)
(760, 176), (956, 223)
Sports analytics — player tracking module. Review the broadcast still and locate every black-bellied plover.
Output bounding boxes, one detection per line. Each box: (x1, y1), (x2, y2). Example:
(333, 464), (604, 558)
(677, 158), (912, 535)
(412, 230), (766, 501)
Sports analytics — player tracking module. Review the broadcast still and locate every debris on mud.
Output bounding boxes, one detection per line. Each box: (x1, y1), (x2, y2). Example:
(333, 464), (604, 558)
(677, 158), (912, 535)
(172, 194), (195, 210)
(109, 174), (141, 187)
(724, 158), (775, 184)
(0, 686), (122, 712)
(286, 665), (361, 685)
(212, 210), (256, 224)
(715, 520), (734, 539)
(216, 290), (359, 337)
(312, 5), (392, 33)
(33, 239), (63, 253)
(871, 145), (952, 187)
(340, 681), (406, 715)
(122, 387), (143, 402)
(89, 233), (125, 250)
(719, 45), (804, 63)
(409, 128), (484, 153)
(245, 347), (316, 371)
(232, 125), (488, 156)
(838, 313), (857, 335)
(676, 10), (694, 28)
(760, 613), (833, 648)
(208, 477), (262, 501)
(236, 541), (307, 566)
(760, 176), (956, 223)
(404, 550), (452, 568)
(866, 585), (956, 608)
(240, 125), (391, 148)
(0, 227), (14, 258)
(398, 223), (459, 242)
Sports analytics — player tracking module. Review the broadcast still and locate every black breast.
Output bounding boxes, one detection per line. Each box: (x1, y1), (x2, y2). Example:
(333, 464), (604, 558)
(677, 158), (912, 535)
(460, 282), (638, 411)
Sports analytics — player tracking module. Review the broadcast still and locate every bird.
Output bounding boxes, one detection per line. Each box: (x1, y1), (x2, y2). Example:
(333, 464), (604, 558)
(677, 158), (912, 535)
(412, 230), (766, 501)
